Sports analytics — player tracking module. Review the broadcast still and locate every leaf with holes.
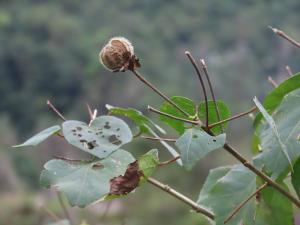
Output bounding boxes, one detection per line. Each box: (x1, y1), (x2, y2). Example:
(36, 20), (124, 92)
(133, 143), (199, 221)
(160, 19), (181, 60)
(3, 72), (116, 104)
(13, 125), (61, 148)
(198, 100), (231, 134)
(254, 72), (300, 127)
(175, 128), (226, 170)
(62, 116), (132, 159)
(106, 105), (165, 134)
(160, 96), (197, 134)
(40, 150), (135, 207)
(197, 165), (256, 225)
(253, 90), (300, 179)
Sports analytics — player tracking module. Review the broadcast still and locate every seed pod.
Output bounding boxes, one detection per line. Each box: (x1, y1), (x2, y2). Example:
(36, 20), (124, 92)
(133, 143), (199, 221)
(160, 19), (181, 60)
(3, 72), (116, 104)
(99, 37), (135, 72)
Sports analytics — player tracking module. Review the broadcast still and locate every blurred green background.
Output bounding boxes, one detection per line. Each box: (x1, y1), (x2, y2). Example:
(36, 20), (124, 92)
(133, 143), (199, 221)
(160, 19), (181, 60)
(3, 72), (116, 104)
(0, 0), (300, 224)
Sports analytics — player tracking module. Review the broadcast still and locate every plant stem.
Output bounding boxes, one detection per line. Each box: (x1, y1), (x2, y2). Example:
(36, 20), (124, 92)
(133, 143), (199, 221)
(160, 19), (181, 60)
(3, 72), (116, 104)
(130, 69), (190, 117)
(147, 177), (214, 219)
(269, 26), (300, 49)
(222, 142), (300, 208)
(159, 156), (181, 166)
(148, 105), (200, 125)
(286, 65), (293, 77)
(185, 52), (209, 127)
(223, 182), (268, 224)
(141, 135), (177, 142)
(268, 76), (278, 88)
(199, 59), (223, 132)
(57, 192), (74, 225)
(207, 106), (257, 129)
(42, 206), (61, 223)
(47, 100), (66, 121)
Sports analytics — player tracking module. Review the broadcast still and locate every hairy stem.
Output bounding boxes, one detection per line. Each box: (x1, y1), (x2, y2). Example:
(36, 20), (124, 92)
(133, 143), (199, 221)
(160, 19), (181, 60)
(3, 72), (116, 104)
(185, 52), (209, 127)
(159, 156), (181, 166)
(142, 135), (177, 142)
(268, 76), (278, 88)
(47, 100), (66, 121)
(147, 177), (214, 219)
(131, 69), (190, 117)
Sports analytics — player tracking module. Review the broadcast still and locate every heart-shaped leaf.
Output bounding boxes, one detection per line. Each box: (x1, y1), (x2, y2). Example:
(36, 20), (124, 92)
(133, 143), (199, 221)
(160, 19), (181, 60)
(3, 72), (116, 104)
(40, 149), (135, 207)
(197, 165), (256, 225)
(13, 125), (61, 147)
(62, 116), (132, 159)
(175, 128), (226, 170)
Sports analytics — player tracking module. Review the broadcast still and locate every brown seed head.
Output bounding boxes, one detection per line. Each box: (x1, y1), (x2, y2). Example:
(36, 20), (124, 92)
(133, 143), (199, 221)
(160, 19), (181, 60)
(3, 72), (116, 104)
(99, 37), (135, 72)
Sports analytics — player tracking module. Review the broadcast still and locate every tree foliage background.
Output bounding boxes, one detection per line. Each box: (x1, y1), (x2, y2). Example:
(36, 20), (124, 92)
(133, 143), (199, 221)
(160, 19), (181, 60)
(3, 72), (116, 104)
(0, 0), (300, 225)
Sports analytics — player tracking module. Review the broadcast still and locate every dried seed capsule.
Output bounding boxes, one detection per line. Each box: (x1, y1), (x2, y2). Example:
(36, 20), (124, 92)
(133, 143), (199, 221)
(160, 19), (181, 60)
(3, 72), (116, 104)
(99, 37), (134, 72)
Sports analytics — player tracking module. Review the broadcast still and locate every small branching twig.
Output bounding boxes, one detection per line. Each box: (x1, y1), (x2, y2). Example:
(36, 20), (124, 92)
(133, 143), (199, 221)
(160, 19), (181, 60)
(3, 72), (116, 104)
(200, 59), (223, 132)
(224, 183), (268, 224)
(185, 52), (209, 127)
(268, 76), (278, 88)
(130, 69), (190, 117)
(159, 156), (181, 166)
(286, 65), (293, 77)
(47, 100), (66, 121)
(141, 135), (177, 142)
(269, 26), (300, 49)
(147, 177), (214, 219)
(147, 105), (201, 125)
(207, 106), (257, 129)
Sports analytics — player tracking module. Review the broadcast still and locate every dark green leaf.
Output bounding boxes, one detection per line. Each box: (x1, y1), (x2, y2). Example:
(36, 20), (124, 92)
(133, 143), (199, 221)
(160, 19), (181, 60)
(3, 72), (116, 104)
(254, 89), (300, 179)
(13, 125), (61, 147)
(198, 100), (231, 134)
(255, 183), (293, 225)
(197, 165), (256, 225)
(160, 96), (196, 134)
(254, 72), (300, 127)
(62, 116), (132, 159)
(292, 157), (300, 199)
(40, 150), (135, 207)
(175, 128), (226, 170)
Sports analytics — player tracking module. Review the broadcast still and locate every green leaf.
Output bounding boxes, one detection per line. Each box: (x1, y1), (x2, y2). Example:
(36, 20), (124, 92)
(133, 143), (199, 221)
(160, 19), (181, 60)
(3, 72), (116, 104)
(255, 183), (293, 225)
(253, 90), (300, 179)
(254, 72), (300, 127)
(160, 96), (196, 134)
(106, 104), (165, 134)
(175, 128), (226, 170)
(40, 150), (135, 207)
(138, 149), (159, 184)
(47, 220), (70, 225)
(197, 165), (256, 225)
(253, 97), (293, 171)
(198, 100), (231, 134)
(13, 125), (61, 147)
(62, 116), (132, 159)
(292, 157), (300, 199)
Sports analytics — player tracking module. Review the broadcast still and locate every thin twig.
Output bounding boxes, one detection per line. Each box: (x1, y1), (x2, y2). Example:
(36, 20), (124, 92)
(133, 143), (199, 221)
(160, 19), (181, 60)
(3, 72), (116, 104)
(221, 142), (300, 208)
(207, 106), (257, 129)
(147, 177), (214, 219)
(141, 135), (177, 142)
(86, 103), (94, 119)
(57, 192), (74, 225)
(285, 65), (293, 77)
(42, 206), (61, 223)
(269, 26), (300, 49)
(185, 51), (209, 127)
(47, 100), (66, 121)
(147, 105), (200, 125)
(224, 183), (268, 224)
(268, 76), (278, 88)
(130, 69), (190, 117)
(200, 59), (223, 132)
(159, 156), (181, 166)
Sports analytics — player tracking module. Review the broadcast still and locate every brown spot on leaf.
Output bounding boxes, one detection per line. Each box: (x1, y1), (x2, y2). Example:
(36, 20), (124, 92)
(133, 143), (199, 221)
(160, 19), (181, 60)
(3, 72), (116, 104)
(109, 161), (142, 195)
(108, 135), (122, 145)
(76, 127), (83, 131)
(92, 162), (104, 170)
(104, 122), (111, 129)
